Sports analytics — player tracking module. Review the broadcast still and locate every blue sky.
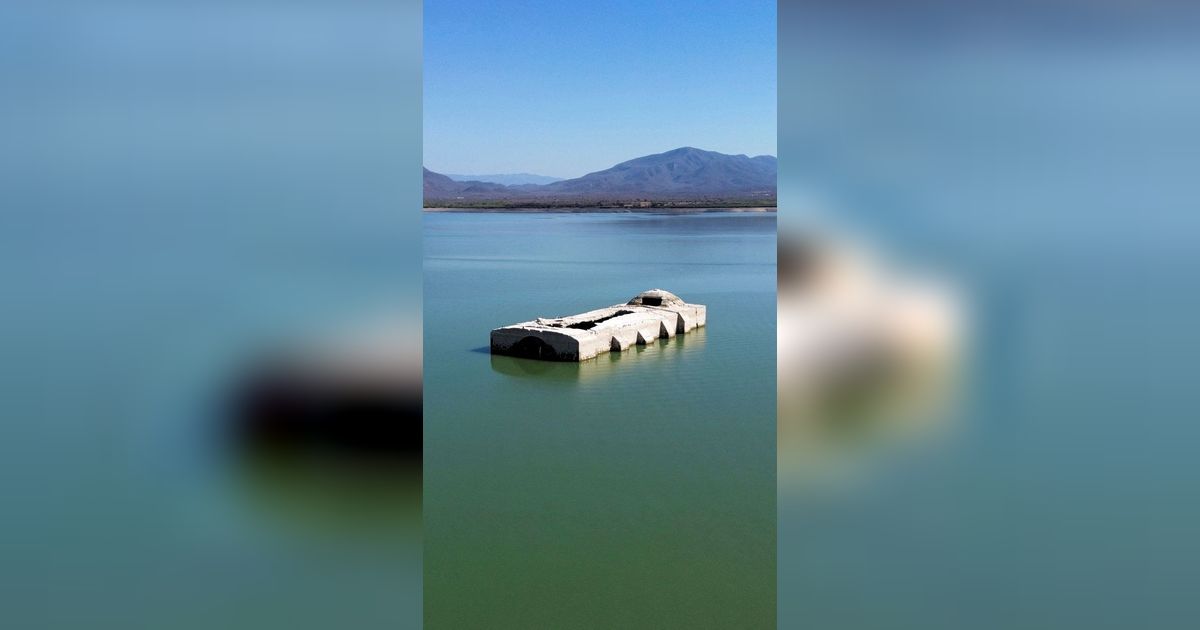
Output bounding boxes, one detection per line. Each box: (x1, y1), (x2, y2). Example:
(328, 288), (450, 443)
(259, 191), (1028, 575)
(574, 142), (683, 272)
(424, 0), (776, 178)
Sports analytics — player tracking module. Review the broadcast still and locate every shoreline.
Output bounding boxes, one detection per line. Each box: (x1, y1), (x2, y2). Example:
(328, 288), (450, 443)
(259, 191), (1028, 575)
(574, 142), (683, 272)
(423, 206), (777, 214)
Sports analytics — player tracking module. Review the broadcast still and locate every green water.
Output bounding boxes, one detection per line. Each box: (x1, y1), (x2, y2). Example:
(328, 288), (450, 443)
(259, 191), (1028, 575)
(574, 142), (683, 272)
(423, 211), (777, 628)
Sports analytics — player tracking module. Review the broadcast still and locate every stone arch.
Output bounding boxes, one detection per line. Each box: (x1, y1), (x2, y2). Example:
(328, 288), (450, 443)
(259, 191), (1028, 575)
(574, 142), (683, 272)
(677, 312), (695, 333)
(511, 336), (560, 361)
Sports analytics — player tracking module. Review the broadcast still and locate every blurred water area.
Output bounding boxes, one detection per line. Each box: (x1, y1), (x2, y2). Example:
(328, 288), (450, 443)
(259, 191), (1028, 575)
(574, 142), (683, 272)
(1, 2), (423, 628)
(778, 4), (1200, 628)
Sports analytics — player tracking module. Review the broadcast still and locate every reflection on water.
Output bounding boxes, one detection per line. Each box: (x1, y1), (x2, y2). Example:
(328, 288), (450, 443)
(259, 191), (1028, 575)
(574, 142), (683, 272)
(489, 326), (708, 382)
(778, 230), (965, 482)
(231, 452), (421, 541)
(222, 320), (424, 538)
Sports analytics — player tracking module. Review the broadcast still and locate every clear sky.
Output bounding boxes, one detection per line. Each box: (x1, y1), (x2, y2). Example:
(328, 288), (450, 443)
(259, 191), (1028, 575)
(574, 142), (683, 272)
(424, 0), (776, 178)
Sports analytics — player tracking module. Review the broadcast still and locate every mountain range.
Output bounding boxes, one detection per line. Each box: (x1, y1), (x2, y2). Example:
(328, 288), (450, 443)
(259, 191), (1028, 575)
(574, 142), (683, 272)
(425, 147), (776, 207)
(446, 173), (564, 186)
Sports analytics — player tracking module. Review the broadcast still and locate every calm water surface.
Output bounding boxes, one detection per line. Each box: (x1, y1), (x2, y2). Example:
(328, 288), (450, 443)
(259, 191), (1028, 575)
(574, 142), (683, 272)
(778, 14), (1200, 627)
(423, 211), (777, 628)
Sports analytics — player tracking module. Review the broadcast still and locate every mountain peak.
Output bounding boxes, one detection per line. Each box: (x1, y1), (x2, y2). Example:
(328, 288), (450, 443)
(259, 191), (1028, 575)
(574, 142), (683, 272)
(659, 146), (716, 157)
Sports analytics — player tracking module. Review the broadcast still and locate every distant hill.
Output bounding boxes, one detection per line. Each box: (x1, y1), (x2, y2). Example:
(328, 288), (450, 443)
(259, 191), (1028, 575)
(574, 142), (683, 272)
(424, 148), (776, 206)
(423, 168), (509, 198)
(446, 173), (564, 186)
(543, 147), (775, 197)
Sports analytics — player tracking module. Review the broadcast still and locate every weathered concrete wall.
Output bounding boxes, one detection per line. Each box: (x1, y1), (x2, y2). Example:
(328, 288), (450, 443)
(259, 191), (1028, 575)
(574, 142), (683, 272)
(490, 290), (707, 362)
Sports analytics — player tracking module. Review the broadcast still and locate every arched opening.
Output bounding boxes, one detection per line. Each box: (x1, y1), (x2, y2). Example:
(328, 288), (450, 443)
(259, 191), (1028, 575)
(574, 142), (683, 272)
(510, 336), (560, 360)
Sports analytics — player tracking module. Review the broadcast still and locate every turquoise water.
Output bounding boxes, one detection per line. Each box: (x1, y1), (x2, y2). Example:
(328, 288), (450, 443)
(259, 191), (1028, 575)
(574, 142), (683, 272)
(423, 211), (777, 628)
(777, 11), (1200, 627)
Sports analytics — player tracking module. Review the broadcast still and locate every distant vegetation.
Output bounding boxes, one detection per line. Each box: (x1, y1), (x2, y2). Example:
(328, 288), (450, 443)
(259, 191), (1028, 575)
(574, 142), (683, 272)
(425, 199), (775, 210)
(425, 147), (776, 209)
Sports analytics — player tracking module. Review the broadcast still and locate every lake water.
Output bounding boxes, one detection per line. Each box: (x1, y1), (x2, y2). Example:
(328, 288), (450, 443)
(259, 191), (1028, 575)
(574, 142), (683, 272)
(423, 211), (777, 628)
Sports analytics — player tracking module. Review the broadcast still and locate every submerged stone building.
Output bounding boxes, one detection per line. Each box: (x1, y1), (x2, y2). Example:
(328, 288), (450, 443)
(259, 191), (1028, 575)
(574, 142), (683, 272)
(490, 290), (707, 362)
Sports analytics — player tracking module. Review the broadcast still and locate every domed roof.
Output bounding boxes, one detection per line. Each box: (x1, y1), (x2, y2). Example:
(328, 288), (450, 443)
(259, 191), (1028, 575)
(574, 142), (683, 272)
(627, 289), (684, 307)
